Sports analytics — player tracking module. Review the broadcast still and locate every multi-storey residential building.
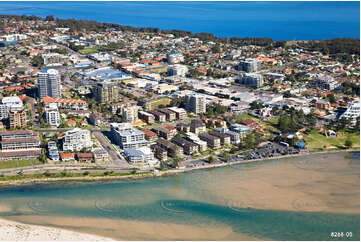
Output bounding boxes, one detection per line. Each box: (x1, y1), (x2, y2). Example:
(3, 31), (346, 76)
(209, 130), (231, 146)
(37, 68), (61, 98)
(44, 103), (61, 127)
(185, 132), (207, 152)
(138, 111), (155, 124)
(122, 105), (139, 123)
(123, 147), (156, 165)
(340, 100), (360, 125)
(198, 132), (221, 149)
(62, 128), (93, 152)
(237, 73), (264, 88)
(110, 123), (148, 149)
(229, 124), (252, 140)
(167, 52), (184, 64)
(238, 58), (261, 72)
(190, 119), (206, 134)
(214, 128), (241, 144)
(47, 141), (59, 160)
(152, 126), (177, 140)
(171, 136), (198, 155)
(158, 109), (176, 121)
(9, 110), (26, 129)
(156, 138), (183, 158)
(167, 64), (188, 77)
(313, 74), (338, 90)
(185, 94), (206, 114)
(151, 145), (168, 161)
(0, 130), (41, 160)
(148, 110), (166, 122)
(0, 96), (24, 120)
(93, 81), (119, 103)
(42, 96), (88, 111)
(167, 107), (187, 120)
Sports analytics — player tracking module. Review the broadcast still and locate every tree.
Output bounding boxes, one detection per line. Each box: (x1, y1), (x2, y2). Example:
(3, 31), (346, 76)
(345, 139), (353, 149)
(326, 94), (336, 104)
(45, 15), (54, 21)
(208, 155), (215, 164)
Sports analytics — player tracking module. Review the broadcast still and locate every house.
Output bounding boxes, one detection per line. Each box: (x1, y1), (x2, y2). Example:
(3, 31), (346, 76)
(66, 120), (77, 127)
(76, 152), (94, 163)
(60, 152), (75, 161)
(80, 120), (88, 126)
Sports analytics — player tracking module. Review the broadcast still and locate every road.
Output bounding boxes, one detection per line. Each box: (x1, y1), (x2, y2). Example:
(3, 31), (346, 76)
(92, 131), (130, 168)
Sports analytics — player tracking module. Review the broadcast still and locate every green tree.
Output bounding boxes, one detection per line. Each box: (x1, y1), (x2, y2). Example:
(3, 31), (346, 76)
(208, 155), (215, 164)
(345, 139), (353, 149)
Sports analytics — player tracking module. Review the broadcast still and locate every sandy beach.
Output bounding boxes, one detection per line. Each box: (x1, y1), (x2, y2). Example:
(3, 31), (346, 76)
(0, 217), (114, 241)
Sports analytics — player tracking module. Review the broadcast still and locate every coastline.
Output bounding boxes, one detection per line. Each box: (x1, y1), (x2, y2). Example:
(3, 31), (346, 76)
(0, 149), (358, 188)
(0, 217), (114, 241)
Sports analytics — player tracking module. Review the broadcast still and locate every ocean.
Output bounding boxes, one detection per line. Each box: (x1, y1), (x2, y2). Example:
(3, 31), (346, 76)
(0, 1), (360, 40)
(0, 151), (359, 240)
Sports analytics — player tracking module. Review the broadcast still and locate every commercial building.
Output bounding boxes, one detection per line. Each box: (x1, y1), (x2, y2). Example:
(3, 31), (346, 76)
(37, 68), (61, 98)
(110, 123), (148, 149)
(0, 130), (41, 160)
(93, 81), (119, 103)
(62, 128), (93, 152)
(238, 58), (261, 72)
(185, 94), (206, 114)
(44, 103), (61, 127)
(237, 73), (264, 88)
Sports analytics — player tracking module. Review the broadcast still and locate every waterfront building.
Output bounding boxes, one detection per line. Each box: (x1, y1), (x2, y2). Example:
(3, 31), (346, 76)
(110, 123), (148, 149)
(185, 132), (208, 152)
(47, 141), (59, 160)
(198, 132), (221, 149)
(37, 68), (61, 98)
(171, 136), (198, 155)
(62, 128), (93, 152)
(0, 130), (41, 160)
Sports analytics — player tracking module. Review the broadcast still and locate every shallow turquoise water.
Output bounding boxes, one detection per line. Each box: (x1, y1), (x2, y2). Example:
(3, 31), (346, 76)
(0, 152), (359, 240)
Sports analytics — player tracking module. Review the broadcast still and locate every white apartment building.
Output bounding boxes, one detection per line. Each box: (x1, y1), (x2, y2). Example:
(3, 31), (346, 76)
(62, 128), (93, 151)
(0, 96), (24, 120)
(37, 68), (61, 98)
(44, 103), (61, 127)
(122, 105), (139, 123)
(110, 123), (148, 149)
(340, 100), (360, 125)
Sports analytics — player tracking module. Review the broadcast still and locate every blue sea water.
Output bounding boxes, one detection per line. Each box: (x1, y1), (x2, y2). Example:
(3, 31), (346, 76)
(0, 1), (359, 40)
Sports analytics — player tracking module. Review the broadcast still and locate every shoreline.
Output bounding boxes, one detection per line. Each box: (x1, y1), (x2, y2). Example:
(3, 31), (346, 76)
(0, 217), (114, 241)
(0, 149), (358, 188)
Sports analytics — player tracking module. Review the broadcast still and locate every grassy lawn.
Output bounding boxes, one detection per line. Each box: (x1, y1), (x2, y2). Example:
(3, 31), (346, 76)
(0, 159), (43, 170)
(234, 114), (280, 134)
(305, 130), (360, 150)
(79, 46), (100, 54)
(149, 97), (171, 110)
